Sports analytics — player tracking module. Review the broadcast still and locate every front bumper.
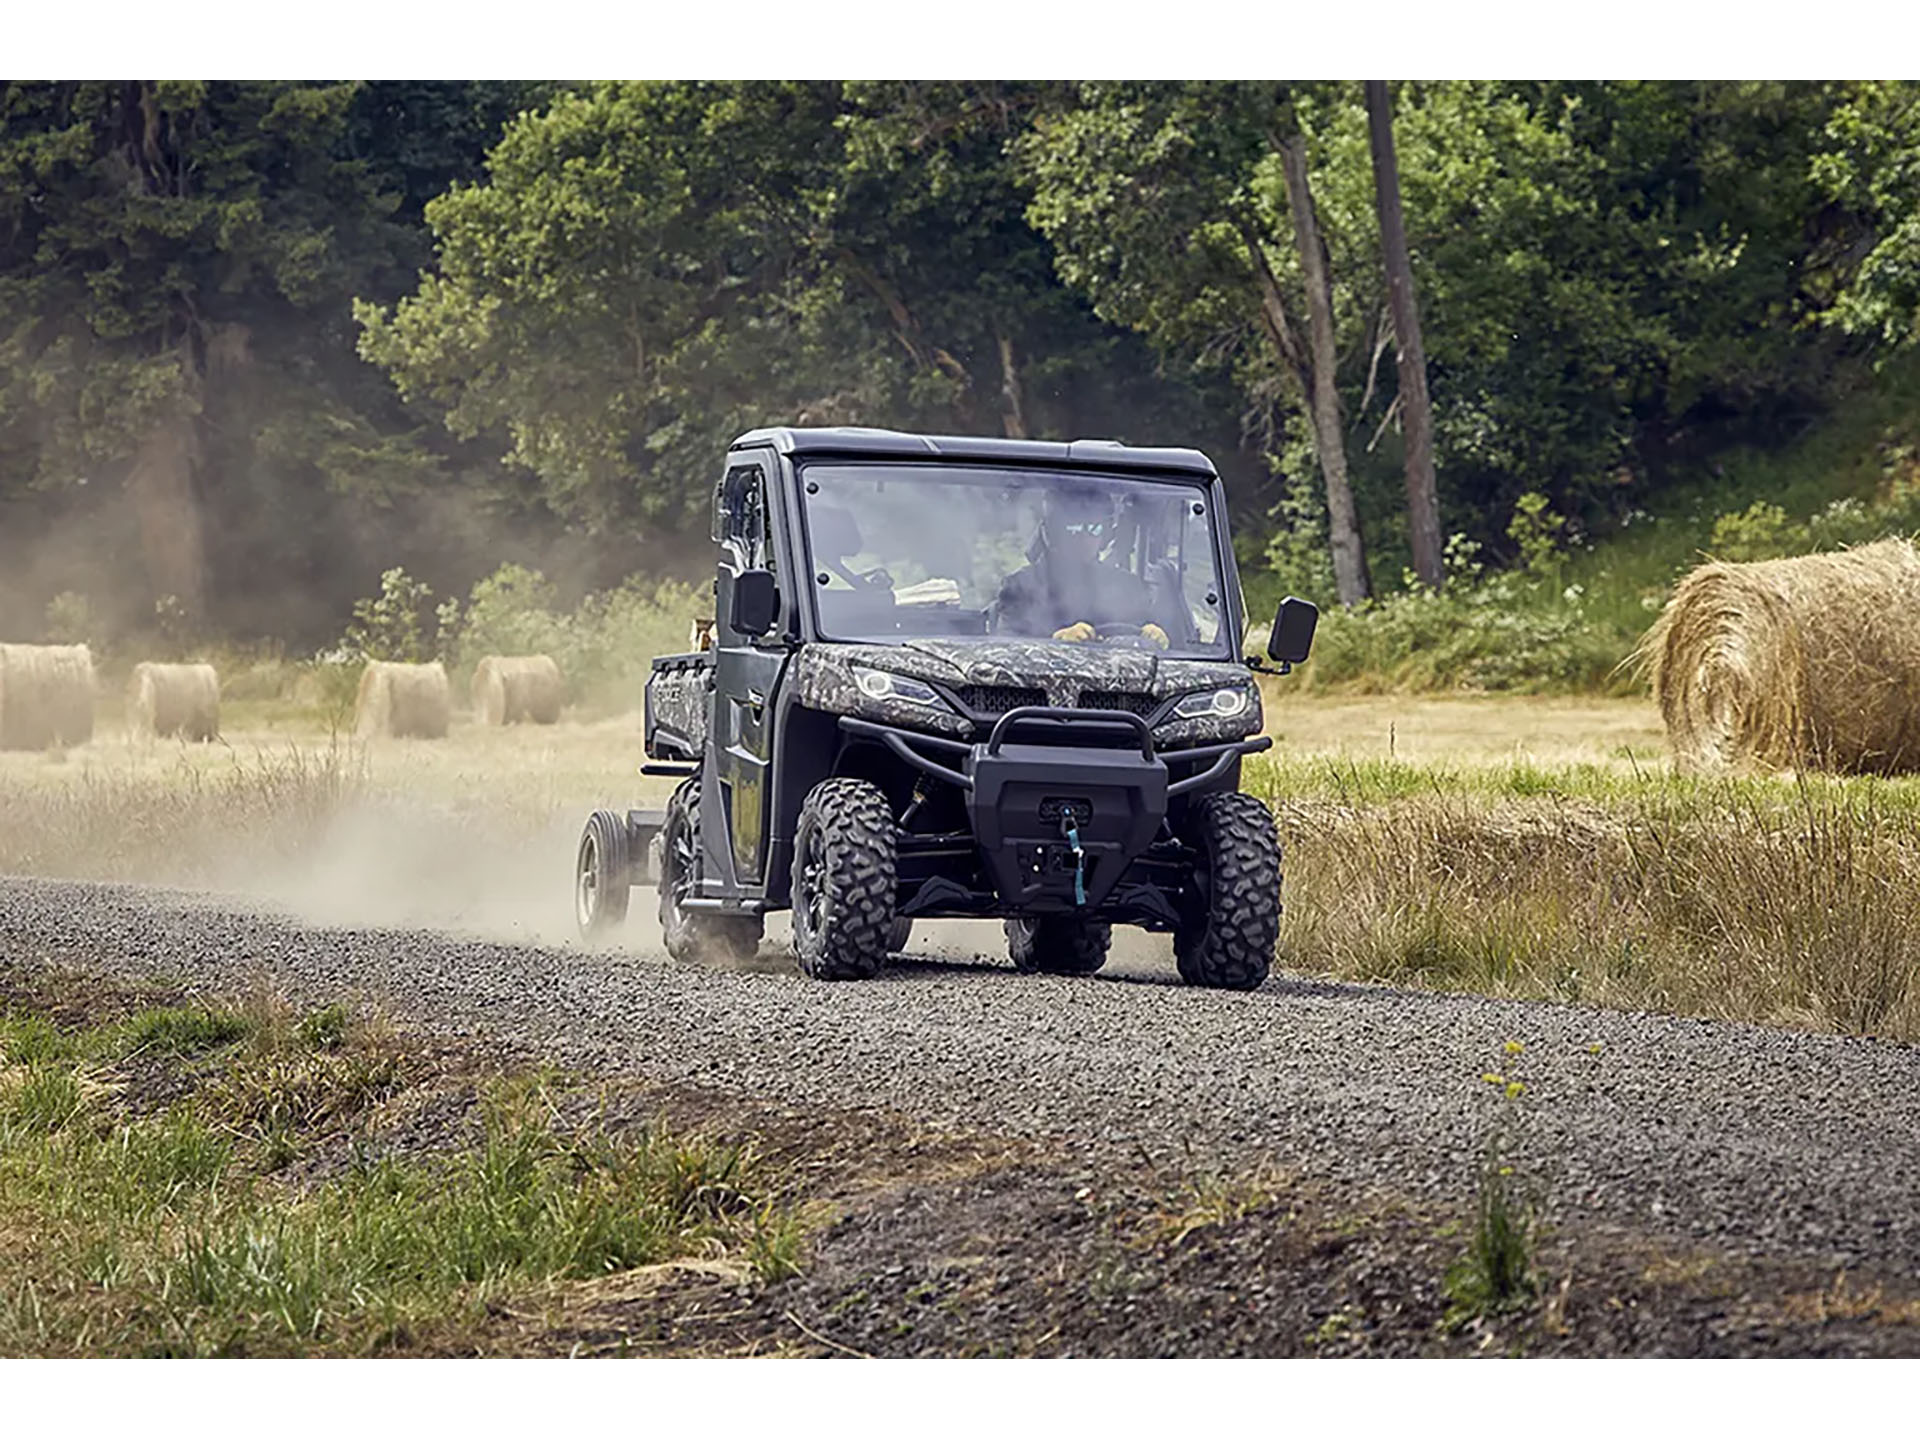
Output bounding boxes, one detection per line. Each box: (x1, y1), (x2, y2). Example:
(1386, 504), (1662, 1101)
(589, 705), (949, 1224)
(838, 707), (1271, 917)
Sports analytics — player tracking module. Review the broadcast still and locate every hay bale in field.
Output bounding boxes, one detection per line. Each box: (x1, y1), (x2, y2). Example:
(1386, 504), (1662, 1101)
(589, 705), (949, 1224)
(1644, 538), (1920, 774)
(471, 654), (563, 726)
(354, 661), (451, 739)
(127, 661), (220, 742)
(0, 644), (95, 750)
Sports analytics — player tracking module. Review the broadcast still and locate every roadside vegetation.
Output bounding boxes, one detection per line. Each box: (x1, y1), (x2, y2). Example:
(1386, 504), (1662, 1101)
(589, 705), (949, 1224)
(0, 983), (808, 1356)
(1247, 755), (1920, 1041)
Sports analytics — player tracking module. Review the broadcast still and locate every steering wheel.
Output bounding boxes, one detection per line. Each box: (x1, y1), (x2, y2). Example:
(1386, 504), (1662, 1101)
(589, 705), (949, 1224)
(1089, 621), (1162, 651)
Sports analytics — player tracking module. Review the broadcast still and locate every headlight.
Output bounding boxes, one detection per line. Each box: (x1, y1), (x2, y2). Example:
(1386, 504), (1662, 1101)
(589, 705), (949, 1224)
(851, 666), (951, 712)
(1172, 685), (1252, 720)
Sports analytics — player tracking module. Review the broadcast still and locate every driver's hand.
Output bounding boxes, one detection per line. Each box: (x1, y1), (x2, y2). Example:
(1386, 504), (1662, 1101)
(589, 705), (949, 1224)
(1142, 623), (1170, 650)
(1052, 621), (1096, 643)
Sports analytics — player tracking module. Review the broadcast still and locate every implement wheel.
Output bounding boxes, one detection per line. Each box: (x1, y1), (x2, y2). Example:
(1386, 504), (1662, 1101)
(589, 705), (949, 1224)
(576, 809), (631, 938)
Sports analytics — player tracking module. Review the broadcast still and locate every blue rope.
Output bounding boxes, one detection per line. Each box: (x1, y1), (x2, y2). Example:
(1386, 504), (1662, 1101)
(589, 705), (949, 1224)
(1065, 818), (1086, 906)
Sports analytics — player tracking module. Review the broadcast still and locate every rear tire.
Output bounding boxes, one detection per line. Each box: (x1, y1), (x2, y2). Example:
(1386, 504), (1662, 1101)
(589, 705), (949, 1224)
(791, 778), (897, 981)
(657, 779), (762, 963)
(1006, 916), (1111, 976)
(1173, 791), (1280, 991)
(576, 809), (631, 937)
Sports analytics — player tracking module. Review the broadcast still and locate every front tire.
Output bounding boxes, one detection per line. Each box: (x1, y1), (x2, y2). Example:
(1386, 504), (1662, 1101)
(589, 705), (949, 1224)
(791, 778), (897, 981)
(1173, 791), (1280, 991)
(657, 779), (762, 963)
(1005, 916), (1111, 975)
(576, 809), (631, 938)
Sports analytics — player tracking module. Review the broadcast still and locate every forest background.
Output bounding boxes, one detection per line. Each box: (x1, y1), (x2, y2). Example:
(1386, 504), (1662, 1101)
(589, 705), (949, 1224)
(6, 80), (1920, 692)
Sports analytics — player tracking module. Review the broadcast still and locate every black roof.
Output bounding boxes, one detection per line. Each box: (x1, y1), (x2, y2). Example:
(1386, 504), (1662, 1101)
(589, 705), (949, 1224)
(729, 426), (1217, 479)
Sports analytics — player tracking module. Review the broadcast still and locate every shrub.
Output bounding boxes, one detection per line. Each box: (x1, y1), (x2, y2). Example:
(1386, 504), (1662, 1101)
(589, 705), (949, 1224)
(440, 563), (699, 714)
(343, 568), (437, 664)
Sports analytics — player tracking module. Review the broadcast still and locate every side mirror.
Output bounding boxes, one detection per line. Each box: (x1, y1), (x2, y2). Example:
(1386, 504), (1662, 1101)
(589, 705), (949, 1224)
(729, 568), (779, 637)
(1269, 595), (1318, 666)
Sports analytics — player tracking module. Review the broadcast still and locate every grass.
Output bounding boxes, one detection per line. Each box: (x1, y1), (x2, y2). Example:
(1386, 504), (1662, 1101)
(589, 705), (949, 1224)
(1248, 755), (1920, 1040)
(0, 989), (812, 1355)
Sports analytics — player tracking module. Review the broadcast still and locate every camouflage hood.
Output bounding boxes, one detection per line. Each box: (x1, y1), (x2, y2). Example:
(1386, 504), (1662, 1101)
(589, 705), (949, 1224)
(788, 639), (1259, 743)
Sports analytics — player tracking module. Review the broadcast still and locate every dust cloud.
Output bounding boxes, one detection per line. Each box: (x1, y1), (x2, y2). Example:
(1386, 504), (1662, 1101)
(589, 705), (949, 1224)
(220, 806), (1174, 979)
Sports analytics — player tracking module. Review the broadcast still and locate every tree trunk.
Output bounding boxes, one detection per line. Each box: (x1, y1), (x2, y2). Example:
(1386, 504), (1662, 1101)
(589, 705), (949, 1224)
(1277, 132), (1370, 606)
(997, 334), (1029, 439)
(1366, 80), (1444, 590)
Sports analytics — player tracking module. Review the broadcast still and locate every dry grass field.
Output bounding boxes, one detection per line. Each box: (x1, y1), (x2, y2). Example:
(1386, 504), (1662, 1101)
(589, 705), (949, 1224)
(5, 687), (1920, 1042)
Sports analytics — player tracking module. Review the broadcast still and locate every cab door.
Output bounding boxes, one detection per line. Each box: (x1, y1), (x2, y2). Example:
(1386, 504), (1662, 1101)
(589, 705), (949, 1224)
(705, 452), (790, 894)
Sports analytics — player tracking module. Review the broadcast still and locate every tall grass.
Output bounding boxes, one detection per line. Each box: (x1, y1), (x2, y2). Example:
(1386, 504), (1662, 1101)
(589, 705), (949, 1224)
(1250, 758), (1920, 1039)
(0, 742), (366, 884)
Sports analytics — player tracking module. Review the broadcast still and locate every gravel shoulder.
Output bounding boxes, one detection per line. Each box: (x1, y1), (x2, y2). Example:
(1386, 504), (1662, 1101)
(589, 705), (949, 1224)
(5, 874), (1920, 1354)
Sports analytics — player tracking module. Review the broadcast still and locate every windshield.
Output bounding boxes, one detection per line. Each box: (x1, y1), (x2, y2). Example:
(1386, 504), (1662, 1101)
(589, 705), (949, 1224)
(798, 464), (1234, 658)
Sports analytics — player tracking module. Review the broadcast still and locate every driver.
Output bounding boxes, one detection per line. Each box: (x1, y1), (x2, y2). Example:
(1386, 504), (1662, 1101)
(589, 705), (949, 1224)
(992, 488), (1170, 648)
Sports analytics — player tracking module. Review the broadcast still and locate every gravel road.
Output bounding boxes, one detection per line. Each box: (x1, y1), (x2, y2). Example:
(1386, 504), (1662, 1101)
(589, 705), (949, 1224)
(6, 873), (1919, 1281)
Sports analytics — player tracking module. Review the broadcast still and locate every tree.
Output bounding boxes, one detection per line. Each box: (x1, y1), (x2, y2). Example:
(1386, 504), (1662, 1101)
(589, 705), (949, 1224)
(1276, 121), (1369, 604)
(0, 81), (444, 630)
(1365, 81), (1442, 589)
(1020, 83), (1372, 602)
(360, 82), (1231, 540)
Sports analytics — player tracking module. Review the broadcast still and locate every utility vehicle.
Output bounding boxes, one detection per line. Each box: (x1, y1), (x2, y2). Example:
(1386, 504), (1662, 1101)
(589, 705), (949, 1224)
(574, 427), (1316, 988)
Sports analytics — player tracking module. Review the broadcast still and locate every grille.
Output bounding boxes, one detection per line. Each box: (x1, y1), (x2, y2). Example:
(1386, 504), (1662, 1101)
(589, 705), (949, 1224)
(1078, 689), (1158, 717)
(956, 684), (1047, 716)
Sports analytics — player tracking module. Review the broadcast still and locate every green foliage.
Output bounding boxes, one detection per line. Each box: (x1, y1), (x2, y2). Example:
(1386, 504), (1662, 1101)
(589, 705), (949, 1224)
(342, 567), (437, 663)
(1301, 498), (1617, 693)
(116, 1007), (251, 1058)
(1507, 493), (1567, 580)
(8, 79), (1920, 673)
(0, 1000), (813, 1355)
(295, 1005), (351, 1053)
(441, 561), (698, 711)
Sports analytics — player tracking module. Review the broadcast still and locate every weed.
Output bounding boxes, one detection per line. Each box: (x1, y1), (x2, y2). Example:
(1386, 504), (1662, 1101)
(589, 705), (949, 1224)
(1444, 1044), (1539, 1326)
(1144, 1167), (1280, 1248)
(1307, 1308), (1356, 1348)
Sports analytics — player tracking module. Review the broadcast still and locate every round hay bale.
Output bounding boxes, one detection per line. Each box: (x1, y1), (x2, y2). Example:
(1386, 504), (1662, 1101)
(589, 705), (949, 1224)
(0, 644), (95, 750)
(127, 661), (220, 742)
(471, 654), (563, 726)
(1644, 538), (1920, 774)
(354, 661), (451, 740)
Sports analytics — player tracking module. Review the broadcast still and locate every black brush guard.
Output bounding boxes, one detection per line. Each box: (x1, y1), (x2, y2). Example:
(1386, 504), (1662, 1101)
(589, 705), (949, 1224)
(838, 707), (1271, 915)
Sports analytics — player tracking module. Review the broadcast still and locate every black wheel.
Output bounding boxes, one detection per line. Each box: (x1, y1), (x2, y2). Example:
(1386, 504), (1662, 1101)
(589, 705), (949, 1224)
(1173, 791), (1280, 990)
(1005, 916), (1112, 975)
(576, 809), (631, 937)
(791, 778), (897, 981)
(657, 779), (762, 963)
(888, 916), (914, 953)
